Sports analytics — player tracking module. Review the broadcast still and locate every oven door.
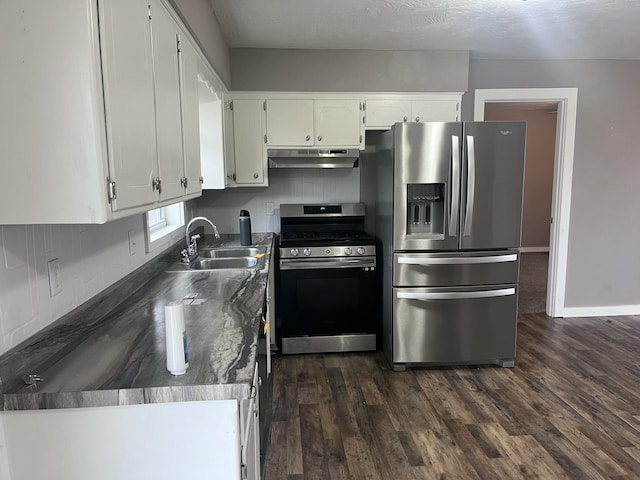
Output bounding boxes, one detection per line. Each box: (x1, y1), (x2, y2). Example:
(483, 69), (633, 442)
(277, 256), (378, 354)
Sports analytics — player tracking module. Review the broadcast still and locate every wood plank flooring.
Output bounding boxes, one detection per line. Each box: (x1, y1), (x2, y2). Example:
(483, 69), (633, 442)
(264, 314), (640, 479)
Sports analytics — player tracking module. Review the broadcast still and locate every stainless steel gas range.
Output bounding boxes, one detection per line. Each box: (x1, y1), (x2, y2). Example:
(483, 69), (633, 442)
(276, 203), (379, 354)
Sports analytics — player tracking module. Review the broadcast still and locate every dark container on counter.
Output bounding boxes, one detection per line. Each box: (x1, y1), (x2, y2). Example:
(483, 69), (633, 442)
(239, 209), (252, 246)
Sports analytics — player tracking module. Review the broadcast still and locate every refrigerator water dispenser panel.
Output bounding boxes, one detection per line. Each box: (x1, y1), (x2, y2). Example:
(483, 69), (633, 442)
(407, 183), (444, 238)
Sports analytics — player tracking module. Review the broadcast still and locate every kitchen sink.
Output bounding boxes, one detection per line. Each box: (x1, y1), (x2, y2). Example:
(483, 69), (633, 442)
(188, 257), (258, 270)
(201, 247), (260, 258)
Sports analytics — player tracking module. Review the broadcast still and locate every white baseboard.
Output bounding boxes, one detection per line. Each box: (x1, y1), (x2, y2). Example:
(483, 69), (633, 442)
(520, 246), (550, 253)
(560, 305), (640, 318)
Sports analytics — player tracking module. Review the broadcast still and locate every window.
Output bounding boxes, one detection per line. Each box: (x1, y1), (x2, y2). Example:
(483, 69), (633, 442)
(144, 202), (185, 252)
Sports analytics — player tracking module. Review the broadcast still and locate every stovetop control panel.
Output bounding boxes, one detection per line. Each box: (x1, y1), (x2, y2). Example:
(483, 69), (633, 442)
(280, 244), (376, 259)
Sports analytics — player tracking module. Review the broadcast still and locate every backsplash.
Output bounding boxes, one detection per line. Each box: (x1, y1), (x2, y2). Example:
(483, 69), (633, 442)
(0, 213), (188, 357)
(193, 168), (361, 233)
(0, 170), (359, 356)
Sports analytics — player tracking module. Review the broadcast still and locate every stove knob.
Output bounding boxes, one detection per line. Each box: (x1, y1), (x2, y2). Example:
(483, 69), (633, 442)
(344, 247), (353, 256)
(290, 248), (299, 257)
(357, 247), (366, 255)
(303, 248), (312, 256)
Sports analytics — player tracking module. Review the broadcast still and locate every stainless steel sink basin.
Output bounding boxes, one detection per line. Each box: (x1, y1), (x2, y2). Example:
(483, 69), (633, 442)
(188, 257), (258, 270)
(201, 247), (260, 258)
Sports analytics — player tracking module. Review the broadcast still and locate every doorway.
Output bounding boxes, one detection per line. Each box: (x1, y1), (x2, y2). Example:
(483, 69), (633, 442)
(485, 102), (557, 314)
(474, 88), (578, 317)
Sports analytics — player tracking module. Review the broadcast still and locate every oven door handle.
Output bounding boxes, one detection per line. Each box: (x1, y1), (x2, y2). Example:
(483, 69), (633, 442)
(280, 258), (376, 270)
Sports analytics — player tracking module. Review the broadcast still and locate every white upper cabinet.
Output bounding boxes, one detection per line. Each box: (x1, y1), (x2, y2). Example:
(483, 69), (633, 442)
(231, 99), (267, 185)
(101, 0), (159, 211)
(365, 96), (461, 129)
(179, 35), (203, 196)
(314, 100), (362, 146)
(150, 0), (185, 202)
(265, 99), (362, 148)
(265, 99), (314, 146)
(364, 100), (412, 128)
(0, 0), (207, 224)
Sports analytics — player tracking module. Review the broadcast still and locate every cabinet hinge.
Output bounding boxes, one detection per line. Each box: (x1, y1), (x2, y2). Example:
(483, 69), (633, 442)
(199, 175), (204, 184)
(229, 100), (234, 111)
(363, 102), (366, 111)
(456, 102), (460, 111)
(359, 134), (363, 143)
(359, 102), (363, 111)
(152, 177), (162, 194)
(264, 134), (267, 144)
(181, 177), (188, 189)
(147, 4), (152, 20)
(107, 178), (117, 202)
(176, 34), (181, 53)
(263, 101), (266, 111)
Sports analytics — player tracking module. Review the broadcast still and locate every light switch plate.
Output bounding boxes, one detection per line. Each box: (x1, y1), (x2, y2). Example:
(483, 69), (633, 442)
(47, 258), (62, 297)
(266, 202), (274, 216)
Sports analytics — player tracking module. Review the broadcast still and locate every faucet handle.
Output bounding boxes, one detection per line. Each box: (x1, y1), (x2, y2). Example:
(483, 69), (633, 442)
(190, 234), (201, 242)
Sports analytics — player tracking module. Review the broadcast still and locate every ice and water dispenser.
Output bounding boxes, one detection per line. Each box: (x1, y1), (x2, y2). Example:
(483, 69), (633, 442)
(406, 183), (445, 238)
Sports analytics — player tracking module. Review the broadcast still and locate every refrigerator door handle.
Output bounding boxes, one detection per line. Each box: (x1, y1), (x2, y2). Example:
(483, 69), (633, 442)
(463, 135), (476, 237)
(397, 288), (516, 301)
(397, 254), (518, 265)
(449, 135), (460, 236)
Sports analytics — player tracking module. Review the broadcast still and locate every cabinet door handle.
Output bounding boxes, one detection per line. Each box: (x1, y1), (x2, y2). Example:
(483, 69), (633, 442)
(305, 135), (311, 141)
(415, 116), (420, 122)
(253, 173), (259, 179)
(317, 135), (322, 142)
(403, 116), (407, 122)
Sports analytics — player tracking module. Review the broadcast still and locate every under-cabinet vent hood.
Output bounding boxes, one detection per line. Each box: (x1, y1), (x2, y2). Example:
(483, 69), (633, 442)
(267, 148), (359, 169)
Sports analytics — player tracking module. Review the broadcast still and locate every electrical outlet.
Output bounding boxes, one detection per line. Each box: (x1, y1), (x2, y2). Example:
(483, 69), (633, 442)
(266, 202), (274, 216)
(128, 230), (136, 256)
(127, 230), (136, 256)
(47, 258), (62, 297)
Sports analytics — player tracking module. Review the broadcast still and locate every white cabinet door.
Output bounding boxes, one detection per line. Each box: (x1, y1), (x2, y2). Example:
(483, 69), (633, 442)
(2, 401), (242, 480)
(223, 98), (237, 186)
(150, 0), (184, 202)
(365, 100), (412, 129)
(265, 99), (314, 146)
(412, 99), (460, 122)
(179, 36), (202, 196)
(240, 364), (261, 480)
(233, 99), (266, 185)
(314, 100), (362, 146)
(100, 0), (158, 211)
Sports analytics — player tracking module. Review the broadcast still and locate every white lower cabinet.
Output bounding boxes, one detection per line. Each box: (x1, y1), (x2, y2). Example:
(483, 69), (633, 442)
(2, 400), (245, 479)
(0, 0), (204, 224)
(2, 366), (263, 480)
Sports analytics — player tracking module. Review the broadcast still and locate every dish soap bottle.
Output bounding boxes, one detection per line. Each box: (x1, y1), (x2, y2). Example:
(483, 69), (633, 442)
(239, 209), (252, 246)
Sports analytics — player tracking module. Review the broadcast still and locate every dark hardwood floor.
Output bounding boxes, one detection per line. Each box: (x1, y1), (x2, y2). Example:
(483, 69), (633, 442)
(264, 314), (640, 479)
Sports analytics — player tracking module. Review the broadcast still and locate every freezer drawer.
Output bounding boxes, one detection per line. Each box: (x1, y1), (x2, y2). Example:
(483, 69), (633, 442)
(392, 285), (517, 366)
(394, 251), (519, 287)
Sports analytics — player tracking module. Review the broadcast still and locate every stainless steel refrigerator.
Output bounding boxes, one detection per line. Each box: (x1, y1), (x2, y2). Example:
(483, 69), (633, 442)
(364, 121), (526, 371)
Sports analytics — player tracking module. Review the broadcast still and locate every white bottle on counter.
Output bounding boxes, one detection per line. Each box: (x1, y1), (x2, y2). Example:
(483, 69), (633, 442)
(165, 301), (189, 375)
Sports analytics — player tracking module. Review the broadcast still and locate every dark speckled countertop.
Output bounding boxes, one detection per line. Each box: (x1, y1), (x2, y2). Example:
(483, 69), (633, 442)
(0, 233), (274, 411)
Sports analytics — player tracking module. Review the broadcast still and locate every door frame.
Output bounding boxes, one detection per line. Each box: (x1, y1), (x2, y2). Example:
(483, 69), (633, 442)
(474, 88), (578, 318)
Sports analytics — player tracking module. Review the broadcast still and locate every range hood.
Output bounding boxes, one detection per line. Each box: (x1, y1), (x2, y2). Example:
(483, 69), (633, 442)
(267, 148), (359, 169)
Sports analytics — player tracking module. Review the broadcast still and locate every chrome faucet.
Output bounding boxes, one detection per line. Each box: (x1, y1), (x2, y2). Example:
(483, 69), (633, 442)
(182, 216), (220, 263)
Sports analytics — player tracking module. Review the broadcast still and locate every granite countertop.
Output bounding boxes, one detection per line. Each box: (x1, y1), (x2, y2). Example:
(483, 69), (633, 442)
(0, 233), (274, 411)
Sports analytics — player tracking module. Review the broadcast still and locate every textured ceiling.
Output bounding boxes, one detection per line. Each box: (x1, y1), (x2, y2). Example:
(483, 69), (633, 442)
(210, 0), (640, 60)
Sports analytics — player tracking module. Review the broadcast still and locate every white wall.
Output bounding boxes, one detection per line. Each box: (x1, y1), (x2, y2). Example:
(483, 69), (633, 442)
(193, 169), (361, 233)
(0, 212), (190, 357)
